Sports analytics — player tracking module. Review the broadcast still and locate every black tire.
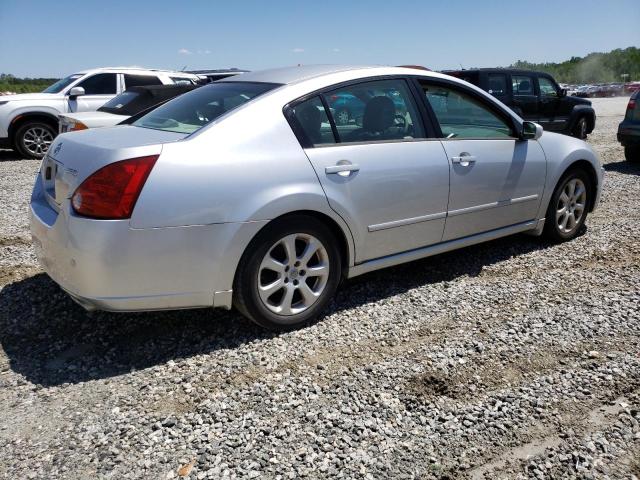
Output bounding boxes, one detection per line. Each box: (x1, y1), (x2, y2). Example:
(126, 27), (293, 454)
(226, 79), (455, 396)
(233, 215), (342, 331)
(14, 121), (57, 159)
(624, 146), (640, 163)
(571, 116), (587, 140)
(543, 168), (591, 242)
(334, 108), (350, 126)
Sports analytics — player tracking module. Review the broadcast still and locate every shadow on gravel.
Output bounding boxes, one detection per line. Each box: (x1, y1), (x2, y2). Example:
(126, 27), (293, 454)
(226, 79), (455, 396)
(0, 149), (26, 162)
(603, 159), (640, 175)
(0, 233), (556, 387)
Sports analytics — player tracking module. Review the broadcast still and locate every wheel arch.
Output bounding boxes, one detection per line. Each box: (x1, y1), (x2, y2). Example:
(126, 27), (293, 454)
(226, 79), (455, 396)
(235, 209), (355, 284)
(9, 112), (59, 144)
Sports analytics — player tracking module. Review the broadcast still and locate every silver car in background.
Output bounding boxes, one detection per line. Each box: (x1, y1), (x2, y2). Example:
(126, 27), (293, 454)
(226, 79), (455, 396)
(30, 65), (603, 330)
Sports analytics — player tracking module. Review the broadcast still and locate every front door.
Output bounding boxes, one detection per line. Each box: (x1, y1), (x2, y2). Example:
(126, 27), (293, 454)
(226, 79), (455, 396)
(67, 73), (120, 113)
(288, 78), (450, 262)
(420, 80), (546, 241)
(511, 74), (538, 122)
(537, 76), (567, 132)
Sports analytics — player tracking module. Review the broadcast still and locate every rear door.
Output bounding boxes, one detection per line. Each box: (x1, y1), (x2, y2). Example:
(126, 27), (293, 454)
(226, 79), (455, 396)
(511, 74), (538, 121)
(485, 72), (510, 106)
(288, 78), (450, 263)
(418, 79), (546, 241)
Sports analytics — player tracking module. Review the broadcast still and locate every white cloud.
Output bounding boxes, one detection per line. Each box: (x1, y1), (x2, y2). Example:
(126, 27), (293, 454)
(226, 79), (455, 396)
(197, 49), (212, 55)
(332, 48), (341, 52)
(292, 48), (305, 53)
(178, 48), (193, 55)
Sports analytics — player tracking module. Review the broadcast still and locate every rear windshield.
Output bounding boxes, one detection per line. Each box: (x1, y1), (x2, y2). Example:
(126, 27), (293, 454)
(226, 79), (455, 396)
(98, 91), (142, 115)
(133, 82), (279, 134)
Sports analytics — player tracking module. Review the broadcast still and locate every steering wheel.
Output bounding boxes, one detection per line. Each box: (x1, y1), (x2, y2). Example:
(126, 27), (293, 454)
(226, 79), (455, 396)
(393, 114), (407, 131)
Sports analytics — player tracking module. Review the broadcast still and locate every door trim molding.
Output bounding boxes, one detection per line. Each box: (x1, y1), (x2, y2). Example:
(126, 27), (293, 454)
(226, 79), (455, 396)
(447, 194), (539, 217)
(368, 211), (446, 232)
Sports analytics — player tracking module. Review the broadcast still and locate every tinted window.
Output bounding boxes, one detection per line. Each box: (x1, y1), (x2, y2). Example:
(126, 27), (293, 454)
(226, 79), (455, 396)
(538, 77), (558, 97)
(290, 97), (336, 146)
(513, 75), (534, 96)
(43, 74), (82, 93)
(423, 83), (514, 139)
(77, 73), (118, 95)
(133, 81), (279, 134)
(124, 74), (162, 88)
(487, 74), (507, 96)
(322, 79), (424, 143)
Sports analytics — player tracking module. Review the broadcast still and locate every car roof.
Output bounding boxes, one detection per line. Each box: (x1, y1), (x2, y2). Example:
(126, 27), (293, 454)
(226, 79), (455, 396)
(223, 65), (385, 85)
(74, 67), (198, 77)
(442, 68), (551, 76)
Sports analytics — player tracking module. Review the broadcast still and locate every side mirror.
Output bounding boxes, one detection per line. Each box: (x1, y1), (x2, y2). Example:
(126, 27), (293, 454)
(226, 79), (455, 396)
(68, 86), (85, 98)
(521, 121), (543, 140)
(560, 88), (567, 97)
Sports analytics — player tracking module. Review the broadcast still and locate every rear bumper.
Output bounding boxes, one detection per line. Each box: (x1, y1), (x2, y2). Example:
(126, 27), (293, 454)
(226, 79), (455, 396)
(29, 175), (266, 312)
(617, 132), (640, 146)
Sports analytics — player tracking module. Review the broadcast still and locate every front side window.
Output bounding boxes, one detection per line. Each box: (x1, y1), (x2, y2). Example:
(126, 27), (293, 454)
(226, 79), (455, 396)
(133, 81), (279, 134)
(322, 79), (424, 143)
(513, 75), (534, 96)
(422, 83), (514, 139)
(538, 77), (558, 97)
(77, 73), (118, 95)
(43, 74), (82, 93)
(487, 74), (507, 96)
(290, 97), (336, 146)
(124, 74), (162, 88)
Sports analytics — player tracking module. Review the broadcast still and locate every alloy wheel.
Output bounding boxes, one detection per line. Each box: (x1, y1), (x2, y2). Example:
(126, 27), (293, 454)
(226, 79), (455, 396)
(257, 233), (330, 316)
(556, 178), (586, 234)
(22, 126), (54, 157)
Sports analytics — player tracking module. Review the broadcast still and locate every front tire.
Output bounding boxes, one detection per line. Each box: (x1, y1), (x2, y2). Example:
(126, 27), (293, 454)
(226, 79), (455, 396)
(624, 146), (640, 163)
(571, 116), (587, 140)
(543, 169), (591, 242)
(14, 121), (56, 159)
(233, 215), (342, 331)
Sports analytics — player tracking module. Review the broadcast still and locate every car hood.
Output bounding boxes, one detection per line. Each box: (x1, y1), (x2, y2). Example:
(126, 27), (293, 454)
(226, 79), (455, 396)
(0, 93), (61, 102)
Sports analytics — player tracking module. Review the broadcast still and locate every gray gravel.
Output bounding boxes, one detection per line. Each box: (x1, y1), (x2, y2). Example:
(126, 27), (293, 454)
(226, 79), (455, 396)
(1, 97), (639, 479)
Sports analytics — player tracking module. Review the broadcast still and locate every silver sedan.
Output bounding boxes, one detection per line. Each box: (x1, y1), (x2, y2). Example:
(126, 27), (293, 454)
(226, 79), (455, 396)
(30, 65), (603, 330)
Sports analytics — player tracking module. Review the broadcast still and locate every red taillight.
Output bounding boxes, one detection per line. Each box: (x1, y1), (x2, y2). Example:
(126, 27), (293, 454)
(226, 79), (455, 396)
(71, 155), (158, 219)
(628, 99), (636, 110)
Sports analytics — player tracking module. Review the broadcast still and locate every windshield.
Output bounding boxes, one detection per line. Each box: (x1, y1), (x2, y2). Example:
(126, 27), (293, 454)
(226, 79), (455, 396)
(42, 74), (82, 93)
(133, 82), (280, 134)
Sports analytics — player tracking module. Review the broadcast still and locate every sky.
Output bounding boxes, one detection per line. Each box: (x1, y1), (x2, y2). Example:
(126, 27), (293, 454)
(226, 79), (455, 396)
(0, 0), (638, 78)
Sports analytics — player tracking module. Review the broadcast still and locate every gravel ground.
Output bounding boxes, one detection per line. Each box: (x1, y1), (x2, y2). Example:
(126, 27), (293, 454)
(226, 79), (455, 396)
(0, 97), (638, 479)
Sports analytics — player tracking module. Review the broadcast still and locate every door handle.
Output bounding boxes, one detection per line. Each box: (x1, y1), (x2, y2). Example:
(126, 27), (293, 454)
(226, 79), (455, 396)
(451, 154), (476, 166)
(325, 163), (360, 175)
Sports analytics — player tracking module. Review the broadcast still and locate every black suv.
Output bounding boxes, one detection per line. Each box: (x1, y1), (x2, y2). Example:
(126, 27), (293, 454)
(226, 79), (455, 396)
(442, 69), (595, 139)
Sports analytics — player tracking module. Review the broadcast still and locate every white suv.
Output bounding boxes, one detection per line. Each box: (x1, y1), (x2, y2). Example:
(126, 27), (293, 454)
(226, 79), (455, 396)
(0, 67), (200, 158)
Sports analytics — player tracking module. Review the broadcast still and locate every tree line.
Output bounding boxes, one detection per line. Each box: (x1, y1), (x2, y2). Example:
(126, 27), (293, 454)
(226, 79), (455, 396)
(510, 46), (640, 84)
(0, 73), (59, 94)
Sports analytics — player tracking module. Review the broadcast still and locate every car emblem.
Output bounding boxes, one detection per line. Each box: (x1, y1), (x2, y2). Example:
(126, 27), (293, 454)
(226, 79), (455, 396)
(53, 143), (63, 155)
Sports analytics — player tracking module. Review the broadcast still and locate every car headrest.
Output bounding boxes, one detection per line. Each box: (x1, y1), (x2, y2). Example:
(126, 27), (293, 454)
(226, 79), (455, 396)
(363, 96), (395, 132)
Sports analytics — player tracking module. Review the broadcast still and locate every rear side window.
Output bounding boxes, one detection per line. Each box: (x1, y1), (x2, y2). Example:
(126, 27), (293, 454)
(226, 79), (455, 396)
(133, 81), (279, 134)
(77, 73), (117, 95)
(422, 83), (514, 139)
(513, 75), (534, 96)
(321, 79), (424, 143)
(290, 97), (336, 146)
(124, 74), (162, 88)
(170, 77), (195, 85)
(487, 74), (507, 96)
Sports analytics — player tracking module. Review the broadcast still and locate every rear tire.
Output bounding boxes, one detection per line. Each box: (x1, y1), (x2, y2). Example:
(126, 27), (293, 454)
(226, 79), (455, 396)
(14, 121), (56, 159)
(624, 146), (640, 163)
(571, 117), (587, 140)
(233, 215), (342, 331)
(543, 168), (591, 242)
